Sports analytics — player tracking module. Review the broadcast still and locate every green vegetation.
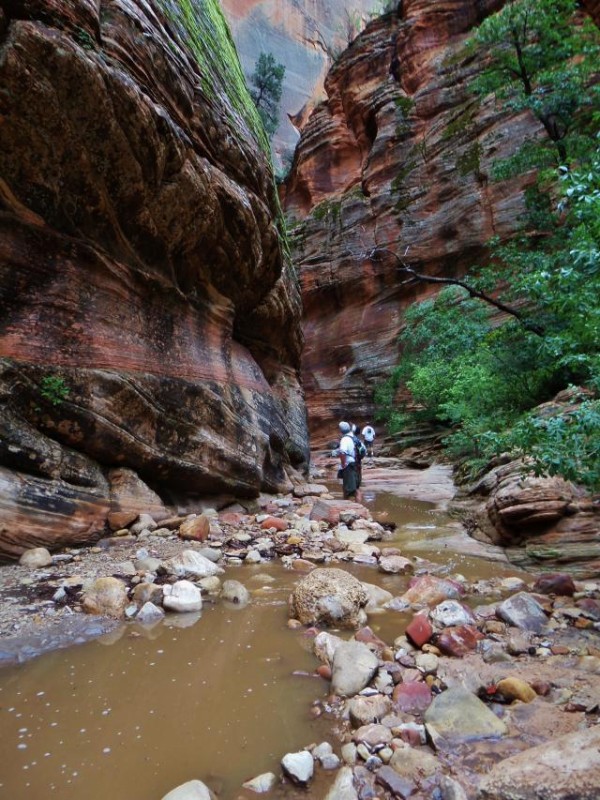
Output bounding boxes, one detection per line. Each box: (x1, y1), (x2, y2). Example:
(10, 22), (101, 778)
(40, 376), (70, 406)
(249, 52), (285, 139)
(157, 0), (270, 154)
(469, 0), (599, 165)
(376, 0), (600, 489)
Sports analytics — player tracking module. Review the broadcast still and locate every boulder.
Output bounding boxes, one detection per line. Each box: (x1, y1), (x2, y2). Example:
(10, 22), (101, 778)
(532, 573), (576, 596)
(324, 766), (358, 800)
(405, 614), (434, 648)
(309, 499), (370, 525)
(162, 780), (212, 800)
(431, 600), (476, 629)
(362, 582), (394, 613)
(497, 592), (548, 633)
(179, 515), (211, 542)
(348, 694), (393, 727)
(477, 726), (600, 799)
(166, 550), (224, 580)
(379, 555), (414, 575)
(107, 468), (167, 530)
(163, 581), (203, 613)
(424, 687), (508, 748)
(331, 640), (379, 697)
(136, 601), (165, 625)
(82, 577), (129, 619)
(281, 750), (314, 785)
(392, 681), (432, 715)
(495, 677), (537, 704)
(436, 625), (484, 657)
(221, 580), (251, 606)
(19, 547), (53, 569)
(289, 568), (368, 628)
(400, 575), (464, 608)
(242, 772), (277, 793)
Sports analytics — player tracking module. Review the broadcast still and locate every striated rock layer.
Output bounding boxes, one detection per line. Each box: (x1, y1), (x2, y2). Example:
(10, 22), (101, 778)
(0, 0), (308, 558)
(283, 0), (542, 447)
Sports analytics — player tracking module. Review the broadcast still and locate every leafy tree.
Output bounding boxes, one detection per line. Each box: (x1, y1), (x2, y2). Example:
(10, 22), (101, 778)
(249, 52), (285, 139)
(375, 0), (600, 488)
(470, 0), (599, 164)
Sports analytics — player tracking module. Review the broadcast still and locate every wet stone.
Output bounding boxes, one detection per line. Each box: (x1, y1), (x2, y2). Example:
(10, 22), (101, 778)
(497, 592), (548, 633)
(406, 614), (433, 648)
(392, 681), (432, 714)
(281, 750), (314, 785)
(424, 687), (508, 748)
(375, 765), (416, 799)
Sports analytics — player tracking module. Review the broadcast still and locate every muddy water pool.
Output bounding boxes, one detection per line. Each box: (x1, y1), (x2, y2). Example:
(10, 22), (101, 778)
(0, 491), (524, 799)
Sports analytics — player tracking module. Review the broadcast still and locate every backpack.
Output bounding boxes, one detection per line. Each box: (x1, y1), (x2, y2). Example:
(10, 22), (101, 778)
(353, 435), (367, 461)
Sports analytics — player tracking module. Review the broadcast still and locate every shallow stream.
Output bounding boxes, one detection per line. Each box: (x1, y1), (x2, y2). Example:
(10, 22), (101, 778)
(0, 490), (523, 799)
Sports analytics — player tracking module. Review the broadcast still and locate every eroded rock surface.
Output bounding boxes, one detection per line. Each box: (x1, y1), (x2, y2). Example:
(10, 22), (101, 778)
(0, 0), (308, 558)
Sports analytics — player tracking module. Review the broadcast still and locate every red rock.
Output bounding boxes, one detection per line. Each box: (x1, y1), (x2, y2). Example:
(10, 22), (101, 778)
(406, 614), (433, 648)
(309, 498), (369, 525)
(355, 626), (389, 654)
(317, 665), (332, 680)
(403, 575), (464, 608)
(436, 625), (484, 657)
(179, 515), (210, 542)
(533, 573), (576, 596)
(219, 512), (246, 525)
(392, 681), (432, 715)
(397, 727), (424, 747)
(260, 516), (288, 532)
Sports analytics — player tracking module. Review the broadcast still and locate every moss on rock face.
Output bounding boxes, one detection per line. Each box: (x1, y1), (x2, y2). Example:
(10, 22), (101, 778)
(157, 0), (269, 154)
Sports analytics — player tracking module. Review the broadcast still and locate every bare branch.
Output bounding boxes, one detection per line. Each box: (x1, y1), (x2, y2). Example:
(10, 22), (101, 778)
(368, 246), (545, 335)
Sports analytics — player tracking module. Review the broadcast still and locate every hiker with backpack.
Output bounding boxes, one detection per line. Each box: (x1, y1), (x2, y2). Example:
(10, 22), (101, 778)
(337, 421), (359, 500)
(351, 424), (367, 488)
(361, 424), (376, 457)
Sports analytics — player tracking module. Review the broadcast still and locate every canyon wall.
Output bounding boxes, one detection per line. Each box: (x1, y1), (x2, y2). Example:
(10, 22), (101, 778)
(0, 0), (308, 558)
(283, 0), (545, 447)
(221, 0), (382, 166)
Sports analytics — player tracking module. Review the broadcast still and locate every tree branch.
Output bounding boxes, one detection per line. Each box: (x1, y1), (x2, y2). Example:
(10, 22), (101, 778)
(368, 246), (545, 335)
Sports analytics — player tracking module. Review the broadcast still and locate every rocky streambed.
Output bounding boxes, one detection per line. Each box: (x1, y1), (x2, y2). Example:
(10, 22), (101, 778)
(0, 459), (598, 799)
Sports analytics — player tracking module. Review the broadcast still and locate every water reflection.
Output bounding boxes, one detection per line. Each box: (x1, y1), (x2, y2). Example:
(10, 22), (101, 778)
(0, 491), (522, 799)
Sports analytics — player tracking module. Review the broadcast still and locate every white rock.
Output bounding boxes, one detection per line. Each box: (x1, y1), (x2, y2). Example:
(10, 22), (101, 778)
(281, 750), (314, 785)
(221, 580), (250, 606)
(163, 581), (202, 613)
(130, 514), (158, 535)
(431, 600), (475, 628)
(324, 766), (358, 800)
(19, 547), (53, 569)
(166, 550), (224, 579)
(161, 779), (212, 800)
(242, 772), (277, 793)
(312, 742), (333, 760)
(341, 742), (357, 765)
(245, 549), (262, 564)
(136, 601), (165, 625)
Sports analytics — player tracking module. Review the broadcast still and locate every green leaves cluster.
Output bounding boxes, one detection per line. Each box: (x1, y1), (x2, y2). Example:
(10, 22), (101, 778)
(377, 0), (600, 488)
(469, 0), (599, 164)
(40, 375), (70, 406)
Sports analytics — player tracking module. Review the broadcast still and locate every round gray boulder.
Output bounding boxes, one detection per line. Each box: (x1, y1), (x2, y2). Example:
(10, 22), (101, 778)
(288, 568), (368, 629)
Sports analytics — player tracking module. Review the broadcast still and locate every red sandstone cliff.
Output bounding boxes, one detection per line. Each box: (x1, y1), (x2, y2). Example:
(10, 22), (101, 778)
(283, 0), (599, 576)
(0, 0), (307, 558)
(282, 0), (544, 447)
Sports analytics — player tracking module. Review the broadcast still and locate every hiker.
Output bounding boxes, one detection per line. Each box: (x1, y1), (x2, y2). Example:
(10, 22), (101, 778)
(362, 423), (376, 457)
(337, 421), (359, 500)
(351, 424), (367, 488)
